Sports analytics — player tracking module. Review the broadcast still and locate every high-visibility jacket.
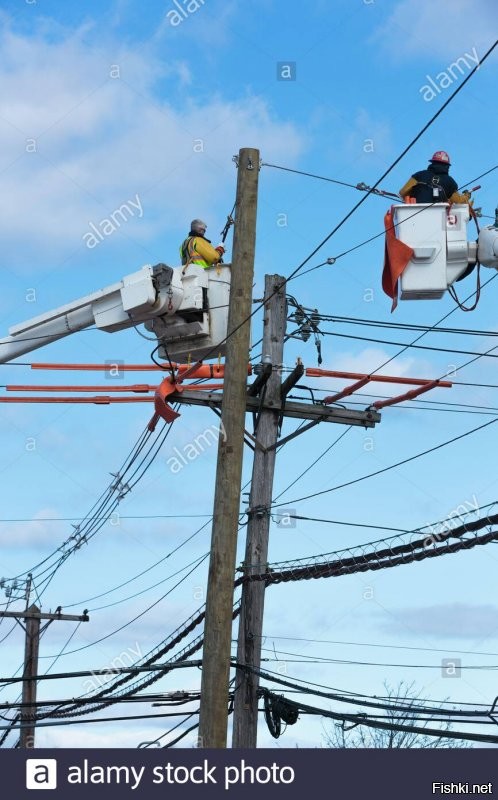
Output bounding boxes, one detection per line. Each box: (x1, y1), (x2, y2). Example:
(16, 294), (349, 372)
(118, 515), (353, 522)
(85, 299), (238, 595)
(180, 235), (222, 269)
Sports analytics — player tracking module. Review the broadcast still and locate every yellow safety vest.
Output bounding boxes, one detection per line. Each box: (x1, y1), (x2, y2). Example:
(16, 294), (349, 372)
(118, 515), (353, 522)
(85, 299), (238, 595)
(180, 236), (210, 269)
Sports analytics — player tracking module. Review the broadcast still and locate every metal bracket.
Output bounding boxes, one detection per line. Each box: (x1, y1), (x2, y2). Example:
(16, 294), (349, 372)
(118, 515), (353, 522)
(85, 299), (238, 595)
(246, 505), (270, 521)
(266, 418), (322, 452)
(247, 362), (272, 397)
(208, 402), (261, 451)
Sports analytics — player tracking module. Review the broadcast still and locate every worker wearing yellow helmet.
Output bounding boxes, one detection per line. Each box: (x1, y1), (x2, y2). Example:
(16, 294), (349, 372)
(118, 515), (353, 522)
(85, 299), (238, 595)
(180, 219), (225, 270)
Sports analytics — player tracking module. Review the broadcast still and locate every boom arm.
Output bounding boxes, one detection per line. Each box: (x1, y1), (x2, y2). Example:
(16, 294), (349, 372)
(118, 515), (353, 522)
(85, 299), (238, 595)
(0, 262), (231, 364)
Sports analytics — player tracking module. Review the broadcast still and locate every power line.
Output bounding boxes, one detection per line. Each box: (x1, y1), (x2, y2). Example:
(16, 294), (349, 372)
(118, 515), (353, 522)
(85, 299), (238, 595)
(460, 164), (498, 189)
(0, 710), (200, 732)
(87, 553), (209, 613)
(0, 659), (202, 687)
(138, 710), (198, 748)
(2, 413), (180, 611)
(37, 554), (209, 659)
(320, 329), (498, 359)
(308, 312), (498, 339)
(0, 513), (211, 523)
(272, 426), (352, 502)
(0, 691), (202, 711)
(4, 421), (158, 583)
(276, 498), (494, 537)
(260, 689), (498, 745)
(272, 416), (498, 508)
(241, 664), (496, 721)
(262, 162), (398, 198)
(256, 517), (498, 586)
(63, 522), (211, 609)
(42, 485), (249, 711)
(259, 647), (498, 671)
(253, 634), (498, 661)
(263, 162), (498, 200)
(362, 270), (498, 378)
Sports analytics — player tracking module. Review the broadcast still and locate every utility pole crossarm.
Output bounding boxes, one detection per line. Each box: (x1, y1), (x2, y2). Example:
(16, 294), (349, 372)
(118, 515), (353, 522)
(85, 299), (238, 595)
(280, 361), (305, 398)
(0, 610), (89, 622)
(2, 604), (89, 749)
(170, 390), (380, 427)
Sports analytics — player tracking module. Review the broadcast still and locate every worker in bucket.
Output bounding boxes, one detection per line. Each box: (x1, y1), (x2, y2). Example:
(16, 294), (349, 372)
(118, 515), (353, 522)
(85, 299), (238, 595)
(180, 219), (225, 270)
(399, 151), (471, 205)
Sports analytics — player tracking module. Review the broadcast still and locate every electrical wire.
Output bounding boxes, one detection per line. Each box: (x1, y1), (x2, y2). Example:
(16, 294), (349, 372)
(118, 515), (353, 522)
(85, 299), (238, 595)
(272, 498), (492, 538)
(460, 165), (498, 189)
(0, 513), (211, 523)
(138, 710), (197, 748)
(63, 520), (212, 609)
(320, 329), (498, 359)
(87, 552), (209, 613)
(37, 554), (209, 659)
(306, 312), (498, 338)
(272, 426), (352, 502)
(262, 162), (398, 198)
(0, 710), (201, 732)
(240, 664), (494, 720)
(2, 412), (180, 614)
(261, 690), (498, 744)
(254, 634), (498, 661)
(0, 659), (202, 687)
(4, 421), (157, 583)
(272, 415), (498, 508)
(259, 646), (498, 671)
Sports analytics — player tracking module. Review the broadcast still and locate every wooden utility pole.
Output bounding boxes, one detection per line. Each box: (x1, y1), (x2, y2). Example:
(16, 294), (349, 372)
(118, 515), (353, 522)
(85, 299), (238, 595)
(232, 275), (287, 748)
(21, 605), (40, 749)
(0, 605), (89, 748)
(198, 147), (260, 748)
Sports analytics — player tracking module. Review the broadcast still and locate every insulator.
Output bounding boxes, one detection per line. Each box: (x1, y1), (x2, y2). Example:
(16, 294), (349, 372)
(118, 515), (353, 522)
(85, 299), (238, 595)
(301, 323), (311, 342)
(293, 309), (305, 325)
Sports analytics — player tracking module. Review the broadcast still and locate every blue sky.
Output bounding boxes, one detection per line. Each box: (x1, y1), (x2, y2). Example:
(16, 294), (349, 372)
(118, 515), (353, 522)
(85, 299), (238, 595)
(0, 0), (497, 749)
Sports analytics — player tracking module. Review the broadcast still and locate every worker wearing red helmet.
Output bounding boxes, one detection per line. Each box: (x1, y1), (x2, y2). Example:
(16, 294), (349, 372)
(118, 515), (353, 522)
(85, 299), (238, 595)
(399, 151), (471, 204)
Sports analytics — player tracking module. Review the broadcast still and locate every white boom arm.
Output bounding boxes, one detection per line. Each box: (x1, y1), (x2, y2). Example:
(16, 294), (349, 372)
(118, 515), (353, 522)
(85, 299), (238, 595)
(0, 262), (231, 364)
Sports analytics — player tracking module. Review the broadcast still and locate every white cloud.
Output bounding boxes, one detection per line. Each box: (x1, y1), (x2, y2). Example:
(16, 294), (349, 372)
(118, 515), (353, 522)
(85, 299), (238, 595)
(0, 508), (66, 548)
(379, 602), (498, 639)
(326, 346), (434, 383)
(0, 19), (306, 267)
(373, 0), (497, 61)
